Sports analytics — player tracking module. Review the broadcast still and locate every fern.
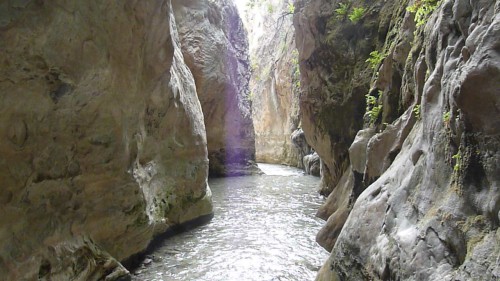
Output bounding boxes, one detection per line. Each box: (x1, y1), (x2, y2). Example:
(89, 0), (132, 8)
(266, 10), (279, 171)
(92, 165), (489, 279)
(365, 91), (383, 125)
(335, 3), (349, 19)
(407, 0), (441, 27)
(413, 105), (421, 120)
(443, 111), (451, 124)
(349, 7), (366, 23)
(366, 50), (385, 69)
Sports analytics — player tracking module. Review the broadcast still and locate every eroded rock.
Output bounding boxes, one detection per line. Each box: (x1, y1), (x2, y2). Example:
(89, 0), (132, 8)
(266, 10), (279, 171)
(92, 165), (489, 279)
(242, 0), (304, 167)
(294, 0), (500, 279)
(304, 152), (321, 177)
(173, 0), (260, 177)
(0, 1), (212, 279)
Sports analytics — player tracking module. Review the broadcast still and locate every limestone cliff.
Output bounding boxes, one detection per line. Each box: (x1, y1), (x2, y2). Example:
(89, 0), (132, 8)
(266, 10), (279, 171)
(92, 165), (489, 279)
(172, 0), (260, 177)
(0, 1), (212, 280)
(243, 0), (306, 167)
(294, 0), (499, 279)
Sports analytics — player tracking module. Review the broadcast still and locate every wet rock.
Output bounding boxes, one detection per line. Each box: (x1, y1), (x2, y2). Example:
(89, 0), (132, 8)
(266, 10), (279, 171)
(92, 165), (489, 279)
(37, 236), (130, 281)
(304, 152), (320, 177)
(293, 0), (379, 195)
(294, 0), (500, 279)
(291, 128), (312, 169)
(0, 1), (213, 279)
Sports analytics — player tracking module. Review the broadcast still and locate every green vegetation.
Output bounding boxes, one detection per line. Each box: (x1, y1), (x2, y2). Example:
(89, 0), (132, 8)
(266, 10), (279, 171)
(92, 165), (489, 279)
(287, 2), (295, 14)
(261, 65), (271, 80)
(413, 104), (421, 120)
(366, 91), (383, 125)
(293, 69), (301, 86)
(335, 3), (349, 19)
(452, 151), (461, 172)
(246, 0), (259, 9)
(407, 0), (441, 27)
(280, 41), (287, 53)
(250, 56), (258, 72)
(366, 50), (385, 69)
(443, 111), (451, 124)
(248, 91), (255, 101)
(267, 3), (274, 13)
(291, 49), (301, 89)
(349, 6), (366, 23)
(291, 49), (299, 65)
(457, 215), (488, 260)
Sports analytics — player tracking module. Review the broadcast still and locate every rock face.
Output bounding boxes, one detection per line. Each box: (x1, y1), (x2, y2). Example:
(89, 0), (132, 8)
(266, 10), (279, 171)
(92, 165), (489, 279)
(243, 0), (306, 167)
(293, 0), (373, 195)
(0, 1), (213, 279)
(172, 0), (259, 177)
(304, 152), (321, 177)
(294, 0), (499, 280)
(291, 128), (313, 169)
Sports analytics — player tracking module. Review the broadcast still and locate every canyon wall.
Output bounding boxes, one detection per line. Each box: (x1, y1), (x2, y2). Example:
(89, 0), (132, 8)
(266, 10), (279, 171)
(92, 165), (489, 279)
(243, 0), (306, 167)
(173, 0), (260, 177)
(0, 1), (213, 279)
(294, 0), (499, 280)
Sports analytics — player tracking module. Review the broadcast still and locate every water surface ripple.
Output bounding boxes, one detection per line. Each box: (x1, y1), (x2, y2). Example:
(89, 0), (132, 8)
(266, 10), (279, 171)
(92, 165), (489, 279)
(132, 164), (328, 281)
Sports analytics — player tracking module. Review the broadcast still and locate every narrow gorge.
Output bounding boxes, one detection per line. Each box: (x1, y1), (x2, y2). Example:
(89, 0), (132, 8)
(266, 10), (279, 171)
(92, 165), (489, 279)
(0, 0), (498, 280)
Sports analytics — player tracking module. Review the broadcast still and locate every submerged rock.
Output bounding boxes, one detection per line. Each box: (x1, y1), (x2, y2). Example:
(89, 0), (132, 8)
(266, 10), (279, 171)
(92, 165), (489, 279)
(0, 1), (212, 279)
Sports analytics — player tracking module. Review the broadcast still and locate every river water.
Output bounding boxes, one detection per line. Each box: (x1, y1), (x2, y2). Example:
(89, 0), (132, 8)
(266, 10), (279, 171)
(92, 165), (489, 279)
(132, 163), (329, 281)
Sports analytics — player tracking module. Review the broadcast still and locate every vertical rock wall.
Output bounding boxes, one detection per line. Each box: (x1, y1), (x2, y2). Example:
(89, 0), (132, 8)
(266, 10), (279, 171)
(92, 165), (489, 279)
(293, 0), (380, 195)
(0, 1), (212, 279)
(295, 0), (499, 279)
(243, 0), (305, 167)
(172, 0), (260, 177)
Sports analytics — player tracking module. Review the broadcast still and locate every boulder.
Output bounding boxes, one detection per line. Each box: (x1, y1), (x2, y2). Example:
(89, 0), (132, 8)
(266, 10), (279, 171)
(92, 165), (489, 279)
(304, 152), (321, 177)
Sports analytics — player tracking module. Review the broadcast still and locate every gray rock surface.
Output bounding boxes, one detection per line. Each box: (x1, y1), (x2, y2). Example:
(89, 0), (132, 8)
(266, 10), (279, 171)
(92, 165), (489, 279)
(0, 1), (213, 279)
(243, 0), (304, 167)
(173, 0), (260, 177)
(293, 0), (379, 195)
(304, 152), (321, 177)
(294, 0), (499, 279)
(291, 128), (312, 169)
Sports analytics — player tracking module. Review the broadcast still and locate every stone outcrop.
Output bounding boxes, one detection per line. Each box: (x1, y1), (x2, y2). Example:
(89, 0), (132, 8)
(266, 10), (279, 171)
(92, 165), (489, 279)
(304, 152), (321, 177)
(0, 1), (213, 279)
(172, 0), (260, 177)
(294, 0), (499, 279)
(291, 128), (312, 169)
(293, 0), (374, 195)
(243, 0), (305, 167)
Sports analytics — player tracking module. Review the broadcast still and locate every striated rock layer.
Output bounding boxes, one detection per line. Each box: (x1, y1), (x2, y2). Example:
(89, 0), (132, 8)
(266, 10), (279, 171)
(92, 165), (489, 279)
(295, 0), (499, 279)
(243, 0), (305, 167)
(173, 0), (260, 177)
(0, 1), (213, 279)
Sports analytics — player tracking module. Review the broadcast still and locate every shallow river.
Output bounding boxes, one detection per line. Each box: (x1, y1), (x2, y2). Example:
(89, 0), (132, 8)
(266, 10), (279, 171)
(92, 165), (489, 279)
(132, 163), (329, 281)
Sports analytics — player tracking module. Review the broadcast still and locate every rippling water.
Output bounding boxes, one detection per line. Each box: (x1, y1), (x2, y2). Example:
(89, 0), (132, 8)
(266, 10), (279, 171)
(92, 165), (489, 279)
(132, 164), (328, 281)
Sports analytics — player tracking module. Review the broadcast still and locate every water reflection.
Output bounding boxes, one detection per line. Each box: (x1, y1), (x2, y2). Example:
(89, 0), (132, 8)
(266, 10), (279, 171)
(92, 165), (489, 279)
(132, 164), (328, 281)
